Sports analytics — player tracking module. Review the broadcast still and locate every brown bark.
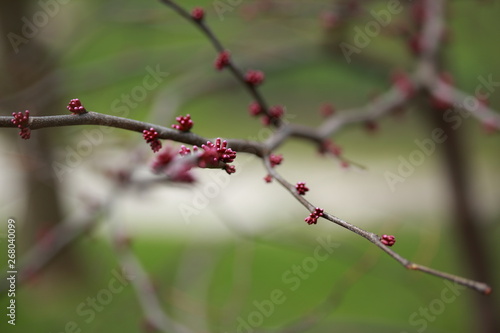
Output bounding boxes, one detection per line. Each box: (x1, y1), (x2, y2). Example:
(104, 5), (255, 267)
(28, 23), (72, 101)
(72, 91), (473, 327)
(427, 107), (499, 333)
(0, 0), (82, 278)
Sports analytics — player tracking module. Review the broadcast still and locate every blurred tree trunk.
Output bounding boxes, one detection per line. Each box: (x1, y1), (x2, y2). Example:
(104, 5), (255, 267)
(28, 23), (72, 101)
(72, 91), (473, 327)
(0, 1), (82, 278)
(428, 108), (499, 333)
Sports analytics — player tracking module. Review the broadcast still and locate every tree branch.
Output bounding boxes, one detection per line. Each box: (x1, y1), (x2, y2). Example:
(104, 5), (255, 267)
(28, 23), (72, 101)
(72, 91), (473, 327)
(2, 0), (497, 298)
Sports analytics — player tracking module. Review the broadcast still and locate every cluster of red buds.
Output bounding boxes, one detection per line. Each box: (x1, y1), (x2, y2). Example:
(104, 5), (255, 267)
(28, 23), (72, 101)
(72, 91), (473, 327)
(269, 154), (283, 167)
(178, 138), (237, 174)
(152, 145), (198, 182)
(142, 128), (162, 153)
(150, 146), (196, 183)
(319, 139), (342, 157)
(171, 114), (193, 132)
(248, 101), (285, 125)
(151, 146), (176, 173)
(295, 182), (309, 195)
(214, 50), (231, 70)
(380, 234), (396, 247)
(263, 154), (284, 182)
(200, 139), (236, 163)
(67, 98), (87, 115)
(11, 110), (31, 139)
(262, 105), (285, 126)
(305, 207), (324, 225)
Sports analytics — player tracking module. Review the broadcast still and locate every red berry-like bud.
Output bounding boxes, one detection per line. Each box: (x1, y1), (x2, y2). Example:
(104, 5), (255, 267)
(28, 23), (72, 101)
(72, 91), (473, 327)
(264, 174), (272, 183)
(215, 50), (231, 70)
(142, 128), (162, 153)
(268, 105), (284, 119)
(11, 110), (31, 139)
(269, 154), (283, 168)
(319, 11), (338, 30)
(320, 103), (335, 117)
(191, 7), (204, 21)
(483, 119), (499, 134)
(142, 317), (159, 333)
(364, 120), (378, 133)
(262, 105), (285, 126)
(411, 1), (426, 25)
(67, 98), (87, 114)
(391, 70), (415, 97)
(171, 114), (193, 132)
(245, 70), (265, 86)
(409, 34), (423, 55)
(295, 182), (309, 195)
(319, 139), (342, 157)
(380, 234), (396, 246)
(224, 165), (236, 174)
(261, 115), (272, 126)
(305, 207), (324, 225)
(151, 146), (176, 173)
(249, 101), (263, 116)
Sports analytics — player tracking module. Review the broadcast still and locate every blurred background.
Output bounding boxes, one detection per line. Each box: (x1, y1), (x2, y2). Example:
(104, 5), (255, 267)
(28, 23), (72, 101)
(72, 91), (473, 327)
(0, 0), (499, 332)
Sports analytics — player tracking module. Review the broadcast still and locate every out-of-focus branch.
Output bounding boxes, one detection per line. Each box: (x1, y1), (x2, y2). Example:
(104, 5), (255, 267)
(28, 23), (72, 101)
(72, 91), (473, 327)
(113, 246), (193, 333)
(0, 200), (103, 293)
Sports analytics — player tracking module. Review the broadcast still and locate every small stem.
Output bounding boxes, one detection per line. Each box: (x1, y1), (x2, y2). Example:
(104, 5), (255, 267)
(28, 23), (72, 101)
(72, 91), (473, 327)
(263, 156), (492, 295)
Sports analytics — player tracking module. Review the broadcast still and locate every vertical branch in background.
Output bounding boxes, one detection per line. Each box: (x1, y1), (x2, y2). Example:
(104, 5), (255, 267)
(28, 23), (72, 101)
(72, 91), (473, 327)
(428, 105), (499, 333)
(0, 1), (82, 277)
(419, 1), (499, 332)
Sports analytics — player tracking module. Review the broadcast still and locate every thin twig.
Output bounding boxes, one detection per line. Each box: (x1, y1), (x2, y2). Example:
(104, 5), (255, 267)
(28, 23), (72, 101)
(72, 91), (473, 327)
(263, 156), (492, 294)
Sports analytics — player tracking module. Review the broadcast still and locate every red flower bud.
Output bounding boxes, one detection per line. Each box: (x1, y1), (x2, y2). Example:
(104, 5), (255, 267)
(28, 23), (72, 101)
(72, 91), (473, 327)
(215, 50), (230, 70)
(380, 234), (396, 246)
(245, 70), (265, 86)
(191, 7), (204, 21)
